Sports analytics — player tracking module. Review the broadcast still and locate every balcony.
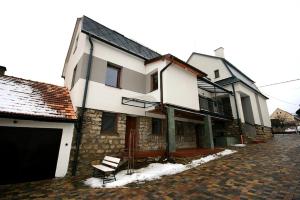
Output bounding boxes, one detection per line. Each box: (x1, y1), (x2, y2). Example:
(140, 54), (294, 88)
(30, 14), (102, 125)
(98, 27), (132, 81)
(199, 96), (232, 118)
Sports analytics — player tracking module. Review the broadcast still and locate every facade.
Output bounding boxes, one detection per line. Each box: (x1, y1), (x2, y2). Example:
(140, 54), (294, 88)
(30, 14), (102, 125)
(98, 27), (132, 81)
(63, 16), (239, 175)
(187, 48), (272, 139)
(0, 67), (76, 184)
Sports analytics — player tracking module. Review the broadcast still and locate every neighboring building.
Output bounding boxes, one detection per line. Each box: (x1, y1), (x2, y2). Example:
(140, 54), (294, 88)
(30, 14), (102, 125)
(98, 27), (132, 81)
(0, 66), (76, 184)
(187, 48), (272, 139)
(270, 108), (300, 133)
(63, 16), (238, 175)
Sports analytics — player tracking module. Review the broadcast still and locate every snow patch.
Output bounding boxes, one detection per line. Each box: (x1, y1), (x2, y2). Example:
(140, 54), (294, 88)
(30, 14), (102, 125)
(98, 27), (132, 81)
(84, 149), (237, 188)
(231, 144), (246, 147)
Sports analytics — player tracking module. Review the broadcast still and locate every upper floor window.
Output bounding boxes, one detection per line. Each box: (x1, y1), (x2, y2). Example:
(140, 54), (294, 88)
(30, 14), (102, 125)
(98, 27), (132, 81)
(105, 63), (121, 88)
(101, 112), (117, 134)
(214, 70), (220, 78)
(71, 65), (77, 88)
(151, 72), (158, 91)
(73, 35), (79, 54)
(152, 118), (162, 135)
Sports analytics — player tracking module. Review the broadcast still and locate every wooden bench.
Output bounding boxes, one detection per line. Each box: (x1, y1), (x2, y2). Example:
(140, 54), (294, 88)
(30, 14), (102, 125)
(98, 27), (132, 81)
(92, 156), (121, 184)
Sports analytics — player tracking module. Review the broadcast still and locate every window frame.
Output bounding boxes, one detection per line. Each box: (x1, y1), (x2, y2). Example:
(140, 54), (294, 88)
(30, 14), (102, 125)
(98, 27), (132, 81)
(150, 72), (158, 92)
(105, 63), (121, 88)
(152, 118), (162, 135)
(214, 69), (220, 79)
(71, 65), (77, 89)
(101, 112), (118, 135)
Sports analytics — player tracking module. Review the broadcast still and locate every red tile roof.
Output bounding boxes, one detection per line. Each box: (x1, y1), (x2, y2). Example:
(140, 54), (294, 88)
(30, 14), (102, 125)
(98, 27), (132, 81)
(0, 75), (77, 122)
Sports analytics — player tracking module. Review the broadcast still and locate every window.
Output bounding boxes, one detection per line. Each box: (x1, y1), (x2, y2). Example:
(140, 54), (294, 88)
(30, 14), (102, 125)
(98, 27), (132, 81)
(152, 118), (162, 135)
(151, 72), (158, 91)
(71, 65), (77, 88)
(176, 121), (184, 136)
(214, 70), (220, 78)
(73, 35), (79, 54)
(101, 112), (117, 134)
(105, 63), (121, 88)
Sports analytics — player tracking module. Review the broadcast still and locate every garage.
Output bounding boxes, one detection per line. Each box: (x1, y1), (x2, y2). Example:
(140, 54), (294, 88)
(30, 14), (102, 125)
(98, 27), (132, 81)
(0, 74), (76, 185)
(0, 127), (63, 184)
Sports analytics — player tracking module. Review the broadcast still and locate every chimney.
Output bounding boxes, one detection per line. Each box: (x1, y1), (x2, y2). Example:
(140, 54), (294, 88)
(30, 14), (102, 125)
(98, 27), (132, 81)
(0, 66), (6, 76)
(214, 47), (224, 58)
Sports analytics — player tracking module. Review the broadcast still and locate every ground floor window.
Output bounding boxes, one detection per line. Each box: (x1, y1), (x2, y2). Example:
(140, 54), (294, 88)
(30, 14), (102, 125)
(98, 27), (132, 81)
(152, 118), (162, 135)
(101, 112), (117, 134)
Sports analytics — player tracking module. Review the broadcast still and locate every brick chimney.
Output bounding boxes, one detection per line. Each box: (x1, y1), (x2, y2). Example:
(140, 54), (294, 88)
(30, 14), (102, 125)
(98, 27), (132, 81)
(214, 47), (224, 58)
(0, 66), (6, 76)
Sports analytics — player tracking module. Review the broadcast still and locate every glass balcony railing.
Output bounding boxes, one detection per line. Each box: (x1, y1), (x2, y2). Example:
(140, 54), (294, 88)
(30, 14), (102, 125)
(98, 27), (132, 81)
(199, 97), (232, 117)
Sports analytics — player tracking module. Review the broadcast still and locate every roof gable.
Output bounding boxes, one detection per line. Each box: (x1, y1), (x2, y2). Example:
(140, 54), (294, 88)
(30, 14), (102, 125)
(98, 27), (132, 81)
(81, 16), (160, 60)
(0, 75), (76, 122)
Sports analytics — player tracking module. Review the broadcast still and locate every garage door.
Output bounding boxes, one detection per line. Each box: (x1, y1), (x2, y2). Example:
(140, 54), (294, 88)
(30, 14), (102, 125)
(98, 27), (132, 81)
(0, 126), (62, 185)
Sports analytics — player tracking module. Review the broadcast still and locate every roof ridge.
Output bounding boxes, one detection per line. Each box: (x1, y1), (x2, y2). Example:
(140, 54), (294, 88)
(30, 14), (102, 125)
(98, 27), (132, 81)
(1, 75), (67, 90)
(82, 16), (161, 58)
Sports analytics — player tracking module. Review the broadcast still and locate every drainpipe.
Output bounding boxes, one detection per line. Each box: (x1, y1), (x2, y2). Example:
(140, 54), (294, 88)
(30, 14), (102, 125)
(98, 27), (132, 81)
(232, 83), (243, 143)
(72, 34), (94, 176)
(159, 61), (173, 159)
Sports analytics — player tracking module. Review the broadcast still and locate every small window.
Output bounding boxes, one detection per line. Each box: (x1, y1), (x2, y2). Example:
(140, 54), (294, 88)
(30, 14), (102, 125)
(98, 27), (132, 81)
(101, 112), (117, 134)
(214, 70), (220, 78)
(71, 65), (77, 88)
(151, 72), (158, 91)
(152, 118), (162, 135)
(105, 63), (121, 88)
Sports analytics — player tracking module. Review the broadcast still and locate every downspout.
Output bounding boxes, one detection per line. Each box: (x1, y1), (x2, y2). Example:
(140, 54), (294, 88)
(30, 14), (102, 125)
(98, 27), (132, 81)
(232, 83), (243, 143)
(159, 61), (173, 159)
(72, 34), (94, 176)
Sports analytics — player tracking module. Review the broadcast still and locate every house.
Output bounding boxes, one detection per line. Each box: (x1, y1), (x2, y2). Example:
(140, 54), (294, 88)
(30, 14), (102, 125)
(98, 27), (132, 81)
(63, 16), (266, 176)
(270, 108), (300, 133)
(0, 66), (76, 184)
(187, 48), (272, 139)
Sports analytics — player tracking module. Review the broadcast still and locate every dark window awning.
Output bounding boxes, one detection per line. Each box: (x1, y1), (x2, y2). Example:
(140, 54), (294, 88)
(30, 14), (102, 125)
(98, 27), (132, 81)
(198, 77), (233, 95)
(122, 97), (159, 108)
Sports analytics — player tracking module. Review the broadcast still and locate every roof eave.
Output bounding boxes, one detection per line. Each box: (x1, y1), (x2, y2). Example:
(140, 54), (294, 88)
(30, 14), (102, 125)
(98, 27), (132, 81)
(0, 112), (77, 123)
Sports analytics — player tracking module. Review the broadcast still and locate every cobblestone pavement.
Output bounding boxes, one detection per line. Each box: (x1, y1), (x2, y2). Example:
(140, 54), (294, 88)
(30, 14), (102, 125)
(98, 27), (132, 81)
(1, 134), (300, 199)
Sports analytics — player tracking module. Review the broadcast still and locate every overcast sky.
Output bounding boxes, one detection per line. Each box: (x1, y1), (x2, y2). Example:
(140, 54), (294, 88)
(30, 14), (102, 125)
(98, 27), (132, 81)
(0, 0), (299, 114)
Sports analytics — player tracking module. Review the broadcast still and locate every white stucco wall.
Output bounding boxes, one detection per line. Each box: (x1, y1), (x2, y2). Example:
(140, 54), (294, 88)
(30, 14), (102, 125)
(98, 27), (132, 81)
(257, 95), (271, 127)
(71, 78), (148, 116)
(64, 20), (87, 89)
(87, 38), (146, 74)
(188, 54), (231, 81)
(234, 83), (262, 125)
(163, 64), (200, 110)
(0, 118), (74, 177)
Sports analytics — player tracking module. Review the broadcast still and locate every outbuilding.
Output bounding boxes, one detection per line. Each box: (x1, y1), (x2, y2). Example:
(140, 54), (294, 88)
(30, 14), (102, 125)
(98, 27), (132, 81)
(0, 67), (76, 184)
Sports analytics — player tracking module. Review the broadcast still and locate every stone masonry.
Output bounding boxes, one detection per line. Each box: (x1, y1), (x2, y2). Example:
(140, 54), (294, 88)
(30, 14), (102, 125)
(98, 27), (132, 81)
(68, 108), (126, 176)
(137, 117), (166, 151)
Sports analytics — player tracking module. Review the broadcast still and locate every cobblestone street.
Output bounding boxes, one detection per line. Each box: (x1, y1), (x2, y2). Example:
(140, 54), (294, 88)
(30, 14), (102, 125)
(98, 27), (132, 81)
(1, 134), (300, 199)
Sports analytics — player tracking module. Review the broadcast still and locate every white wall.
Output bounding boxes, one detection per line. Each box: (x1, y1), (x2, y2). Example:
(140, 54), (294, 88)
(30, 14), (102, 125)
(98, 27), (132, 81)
(257, 95), (271, 127)
(86, 38), (146, 74)
(0, 118), (74, 177)
(188, 54), (232, 81)
(163, 64), (200, 110)
(64, 20), (87, 89)
(71, 78), (148, 116)
(234, 83), (262, 125)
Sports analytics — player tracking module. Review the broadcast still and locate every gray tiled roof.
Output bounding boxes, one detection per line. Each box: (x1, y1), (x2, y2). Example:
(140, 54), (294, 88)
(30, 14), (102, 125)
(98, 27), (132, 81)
(81, 16), (160, 60)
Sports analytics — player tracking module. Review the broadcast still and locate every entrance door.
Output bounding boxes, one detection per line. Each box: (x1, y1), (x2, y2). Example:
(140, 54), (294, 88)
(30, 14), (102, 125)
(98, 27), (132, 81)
(0, 126), (62, 184)
(125, 117), (137, 150)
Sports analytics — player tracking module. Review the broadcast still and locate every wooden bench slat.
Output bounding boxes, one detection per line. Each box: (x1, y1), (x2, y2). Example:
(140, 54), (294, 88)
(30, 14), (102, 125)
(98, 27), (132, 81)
(102, 160), (118, 168)
(104, 156), (120, 163)
(92, 164), (115, 172)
